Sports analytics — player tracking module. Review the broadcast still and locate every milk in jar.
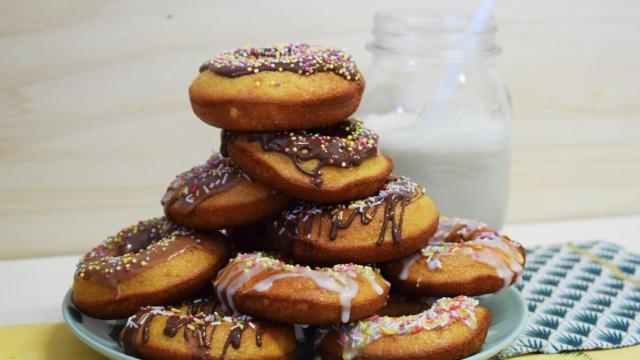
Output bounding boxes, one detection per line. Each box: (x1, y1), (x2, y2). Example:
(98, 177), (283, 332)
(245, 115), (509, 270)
(360, 9), (512, 228)
(365, 110), (509, 228)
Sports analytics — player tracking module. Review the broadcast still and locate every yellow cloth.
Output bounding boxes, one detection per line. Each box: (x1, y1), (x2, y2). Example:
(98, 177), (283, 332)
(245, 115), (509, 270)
(511, 347), (640, 360)
(1, 323), (639, 360)
(0, 323), (105, 360)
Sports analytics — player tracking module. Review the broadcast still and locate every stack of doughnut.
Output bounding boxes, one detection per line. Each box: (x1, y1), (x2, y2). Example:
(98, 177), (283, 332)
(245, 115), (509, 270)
(70, 43), (526, 360)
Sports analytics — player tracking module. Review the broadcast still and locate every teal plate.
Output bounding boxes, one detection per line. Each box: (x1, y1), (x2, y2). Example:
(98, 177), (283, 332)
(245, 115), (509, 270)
(62, 287), (527, 360)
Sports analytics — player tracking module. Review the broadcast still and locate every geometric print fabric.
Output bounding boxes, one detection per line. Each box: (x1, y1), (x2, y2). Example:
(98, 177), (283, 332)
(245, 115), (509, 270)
(495, 241), (640, 358)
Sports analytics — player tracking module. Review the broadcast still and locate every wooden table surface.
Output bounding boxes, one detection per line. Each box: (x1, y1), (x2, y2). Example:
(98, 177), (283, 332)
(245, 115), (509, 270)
(1, 0), (639, 258)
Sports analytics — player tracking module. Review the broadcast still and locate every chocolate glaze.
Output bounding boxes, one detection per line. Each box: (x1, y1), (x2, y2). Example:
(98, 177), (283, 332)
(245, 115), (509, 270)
(255, 325), (264, 347)
(120, 300), (262, 359)
(275, 176), (422, 249)
(76, 217), (213, 287)
(89, 218), (176, 257)
(199, 43), (362, 83)
(201, 59), (306, 78)
(221, 119), (378, 188)
(162, 154), (249, 216)
(221, 326), (248, 359)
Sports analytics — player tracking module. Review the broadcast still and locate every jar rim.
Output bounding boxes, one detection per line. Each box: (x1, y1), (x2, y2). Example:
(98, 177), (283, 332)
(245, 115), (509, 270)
(374, 8), (497, 34)
(369, 8), (501, 59)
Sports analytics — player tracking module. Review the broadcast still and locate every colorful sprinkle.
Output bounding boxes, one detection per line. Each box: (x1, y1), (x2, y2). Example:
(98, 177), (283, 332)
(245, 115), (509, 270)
(420, 217), (524, 270)
(75, 217), (197, 284)
(200, 43), (362, 83)
(228, 252), (381, 280)
(337, 296), (479, 359)
(222, 119), (378, 188)
(161, 153), (250, 210)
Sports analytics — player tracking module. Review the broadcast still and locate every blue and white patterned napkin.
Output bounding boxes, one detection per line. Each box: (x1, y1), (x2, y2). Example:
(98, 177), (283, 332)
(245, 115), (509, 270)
(496, 241), (640, 358)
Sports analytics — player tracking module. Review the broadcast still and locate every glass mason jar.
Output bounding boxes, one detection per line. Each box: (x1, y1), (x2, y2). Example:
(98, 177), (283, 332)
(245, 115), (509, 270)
(359, 9), (512, 228)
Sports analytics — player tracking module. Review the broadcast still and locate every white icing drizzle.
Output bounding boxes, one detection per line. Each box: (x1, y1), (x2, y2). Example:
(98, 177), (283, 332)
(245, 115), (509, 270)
(399, 253), (421, 280)
(214, 263), (265, 313)
(399, 217), (524, 288)
(214, 252), (386, 323)
(473, 237), (524, 289)
(252, 269), (359, 323)
(294, 324), (307, 342)
(362, 269), (388, 295)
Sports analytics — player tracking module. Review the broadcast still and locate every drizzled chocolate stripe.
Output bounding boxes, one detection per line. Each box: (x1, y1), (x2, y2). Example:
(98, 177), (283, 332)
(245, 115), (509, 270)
(161, 154), (250, 216)
(275, 176), (422, 248)
(120, 300), (262, 359)
(221, 119), (378, 188)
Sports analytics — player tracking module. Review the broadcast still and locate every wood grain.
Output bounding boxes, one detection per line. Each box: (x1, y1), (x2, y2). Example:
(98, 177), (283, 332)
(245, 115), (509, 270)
(1, 0), (639, 258)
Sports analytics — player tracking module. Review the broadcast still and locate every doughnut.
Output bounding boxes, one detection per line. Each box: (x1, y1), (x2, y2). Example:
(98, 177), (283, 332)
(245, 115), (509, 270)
(384, 217), (526, 297)
(316, 296), (490, 360)
(120, 298), (297, 360)
(269, 176), (439, 265)
(190, 43), (364, 131)
(162, 153), (291, 230)
(222, 119), (393, 203)
(72, 217), (230, 319)
(213, 252), (390, 325)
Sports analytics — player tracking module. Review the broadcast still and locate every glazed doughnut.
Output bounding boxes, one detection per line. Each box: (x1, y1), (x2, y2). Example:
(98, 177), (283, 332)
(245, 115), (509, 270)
(72, 217), (230, 319)
(213, 252), (390, 325)
(162, 153), (291, 230)
(190, 43), (364, 131)
(269, 176), (439, 265)
(120, 298), (297, 360)
(222, 119), (393, 203)
(384, 217), (526, 297)
(316, 296), (490, 360)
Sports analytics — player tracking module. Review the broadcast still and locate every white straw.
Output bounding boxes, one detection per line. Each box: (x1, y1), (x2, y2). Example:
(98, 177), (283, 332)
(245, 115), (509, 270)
(418, 0), (496, 121)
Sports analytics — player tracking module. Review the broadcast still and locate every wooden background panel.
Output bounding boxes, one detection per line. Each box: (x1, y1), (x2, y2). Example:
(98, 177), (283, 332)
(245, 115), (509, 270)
(1, 0), (639, 258)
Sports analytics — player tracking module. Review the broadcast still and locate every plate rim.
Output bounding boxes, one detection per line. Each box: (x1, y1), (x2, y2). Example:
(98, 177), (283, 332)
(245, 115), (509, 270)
(466, 286), (528, 360)
(62, 287), (527, 360)
(62, 289), (137, 360)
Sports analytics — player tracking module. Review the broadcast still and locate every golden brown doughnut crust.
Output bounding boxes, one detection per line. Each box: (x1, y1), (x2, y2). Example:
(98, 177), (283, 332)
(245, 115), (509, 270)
(214, 253), (390, 325)
(270, 178), (439, 266)
(226, 137), (393, 203)
(384, 217), (526, 297)
(162, 153), (291, 231)
(384, 252), (524, 297)
(317, 306), (491, 360)
(190, 71), (364, 131)
(120, 300), (297, 360)
(72, 231), (230, 319)
(165, 180), (291, 230)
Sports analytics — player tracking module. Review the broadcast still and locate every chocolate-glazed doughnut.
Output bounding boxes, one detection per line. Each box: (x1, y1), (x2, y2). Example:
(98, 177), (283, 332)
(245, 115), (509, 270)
(269, 176), (439, 265)
(72, 217), (230, 319)
(120, 298), (297, 360)
(213, 252), (390, 325)
(162, 153), (291, 230)
(222, 119), (393, 203)
(189, 43), (364, 131)
(384, 217), (526, 297)
(315, 296), (491, 360)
